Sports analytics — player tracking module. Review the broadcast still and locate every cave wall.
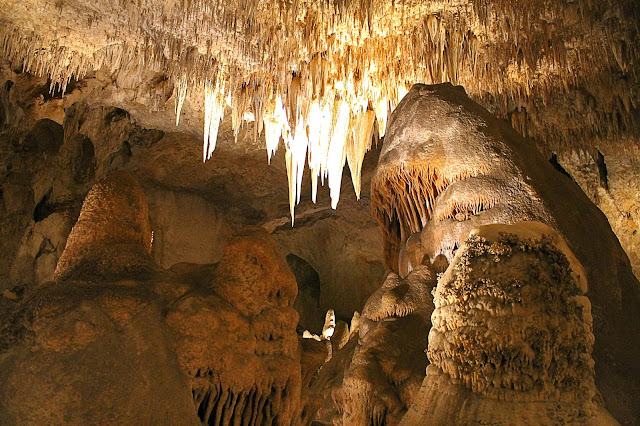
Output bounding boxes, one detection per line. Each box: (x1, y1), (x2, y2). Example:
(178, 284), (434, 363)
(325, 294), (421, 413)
(0, 63), (385, 330)
(558, 146), (640, 278)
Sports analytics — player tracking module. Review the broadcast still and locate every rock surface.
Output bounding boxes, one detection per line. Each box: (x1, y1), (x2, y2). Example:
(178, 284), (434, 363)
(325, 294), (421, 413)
(402, 222), (616, 425)
(54, 170), (155, 281)
(0, 43), (639, 424)
(0, 174), (302, 425)
(370, 83), (640, 423)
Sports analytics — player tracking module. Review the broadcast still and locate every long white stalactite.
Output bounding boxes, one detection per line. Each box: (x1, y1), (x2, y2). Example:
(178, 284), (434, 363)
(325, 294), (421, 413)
(203, 79), (225, 162)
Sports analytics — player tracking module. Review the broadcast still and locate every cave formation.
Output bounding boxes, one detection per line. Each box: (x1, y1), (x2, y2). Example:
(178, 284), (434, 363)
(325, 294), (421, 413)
(1, 0), (640, 424)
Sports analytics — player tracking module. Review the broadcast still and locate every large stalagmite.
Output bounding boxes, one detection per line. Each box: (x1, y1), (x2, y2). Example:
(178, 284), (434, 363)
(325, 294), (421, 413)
(370, 83), (640, 423)
(53, 170), (155, 281)
(402, 222), (616, 425)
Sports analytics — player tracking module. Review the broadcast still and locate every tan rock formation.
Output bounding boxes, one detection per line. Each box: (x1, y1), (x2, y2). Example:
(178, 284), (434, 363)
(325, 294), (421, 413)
(212, 227), (298, 317)
(0, 175), (302, 425)
(371, 83), (640, 423)
(170, 227), (301, 425)
(53, 170), (155, 281)
(334, 266), (436, 425)
(362, 266), (434, 322)
(401, 222), (616, 425)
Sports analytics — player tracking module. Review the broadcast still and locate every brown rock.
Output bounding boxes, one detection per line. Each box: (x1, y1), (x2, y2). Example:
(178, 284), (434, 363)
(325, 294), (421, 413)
(0, 182), (302, 425)
(213, 227), (298, 317)
(53, 170), (155, 281)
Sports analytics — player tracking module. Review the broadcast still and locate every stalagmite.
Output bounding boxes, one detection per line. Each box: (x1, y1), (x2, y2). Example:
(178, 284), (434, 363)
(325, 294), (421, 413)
(321, 309), (336, 340)
(401, 223), (615, 425)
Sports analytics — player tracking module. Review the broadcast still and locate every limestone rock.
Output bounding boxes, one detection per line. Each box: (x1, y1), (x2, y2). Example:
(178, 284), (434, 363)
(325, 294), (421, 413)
(335, 267), (436, 425)
(401, 222), (616, 425)
(370, 83), (640, 423)
(0, 180), (302, 424)
(53, 170), (155, 281)
(212, 227), (298, 317)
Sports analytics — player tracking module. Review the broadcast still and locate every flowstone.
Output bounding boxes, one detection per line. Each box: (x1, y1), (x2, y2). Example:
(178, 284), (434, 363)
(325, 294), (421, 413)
(334, 266), (436, 425)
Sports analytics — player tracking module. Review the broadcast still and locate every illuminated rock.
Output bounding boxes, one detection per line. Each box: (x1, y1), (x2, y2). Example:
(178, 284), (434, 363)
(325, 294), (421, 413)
(53, 170), (155, 281)
(0, 180), (301, 424)
(335, 266), (436, 425)
(402, 222), (616, 425)
(370, 83), (640, 422)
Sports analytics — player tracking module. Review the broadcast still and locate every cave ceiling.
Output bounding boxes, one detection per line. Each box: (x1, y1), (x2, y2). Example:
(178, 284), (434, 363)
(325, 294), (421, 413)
(1, 0), (639, 219)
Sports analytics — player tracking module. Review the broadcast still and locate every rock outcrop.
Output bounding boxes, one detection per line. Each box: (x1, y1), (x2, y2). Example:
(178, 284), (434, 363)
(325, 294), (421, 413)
(53, 170), (155, 281)
(334, 266), (436, 425)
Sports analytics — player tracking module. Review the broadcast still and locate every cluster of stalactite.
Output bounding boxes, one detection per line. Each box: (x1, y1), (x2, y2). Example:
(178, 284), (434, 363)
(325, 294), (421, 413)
(1, 0), (638, 220)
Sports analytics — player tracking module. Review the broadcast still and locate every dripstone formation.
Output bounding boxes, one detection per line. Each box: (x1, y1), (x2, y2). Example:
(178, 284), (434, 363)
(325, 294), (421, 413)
(402, 222), (616, 425)
(53, 170), (155, 281)
(0, 172), (301, 425)
(1, 64), (639, 423)
(335, 266), (436, 425)
(369, 83), (640, 424)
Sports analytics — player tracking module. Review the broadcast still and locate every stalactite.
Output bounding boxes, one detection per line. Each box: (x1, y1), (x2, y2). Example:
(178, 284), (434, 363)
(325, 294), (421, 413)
(307, 99), (332, 203)
(326, 99), (351, 209)
(175, 75), (188, 126)
(2, 0), (638, 223)
(284, 116), (308, 225)
(346, 107), (375, 199)
(203, 79), (225, 161)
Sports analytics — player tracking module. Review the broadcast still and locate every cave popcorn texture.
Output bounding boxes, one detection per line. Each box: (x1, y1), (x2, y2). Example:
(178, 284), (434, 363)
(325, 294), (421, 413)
(367, 82), (640, 424)
(402, 222), (616, 425)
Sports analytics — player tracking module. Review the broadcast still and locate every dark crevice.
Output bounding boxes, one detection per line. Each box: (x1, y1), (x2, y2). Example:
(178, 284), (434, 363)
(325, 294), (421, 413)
(73, 135), (96, 183)
(33, 190), (54, 222)
(549, 153), (573, 180)
(34, 79), (79, 100)
(129, 128), (164, 148)
(33, 190), (73, 223)
(22, 119), (64, 154)
(286, 254), (321, 299)
(104, 107), (130, 123)
(596, 150), (609, 190)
